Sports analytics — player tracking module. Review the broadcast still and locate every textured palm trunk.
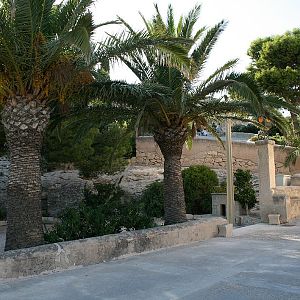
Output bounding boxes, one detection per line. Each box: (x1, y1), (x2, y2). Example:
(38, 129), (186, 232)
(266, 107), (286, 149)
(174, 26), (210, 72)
(1, 97), (50, 251)
(154, 126), (187, 225)
(291, 112), (300, 133)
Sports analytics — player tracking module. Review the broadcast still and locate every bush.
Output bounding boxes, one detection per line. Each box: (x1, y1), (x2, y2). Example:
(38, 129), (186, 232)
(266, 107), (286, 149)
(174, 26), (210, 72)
(45, 184), (154, 243)
(182, 165), (219, 215)
(232, 123), (259, 133)
(77, 157), (104, 178)
(140, 181), (164, 218)
(234, 169), (257, 212)
(250, 133), (286, 145)
(42, 122), (134, 176)
(212, 181), (227, 193)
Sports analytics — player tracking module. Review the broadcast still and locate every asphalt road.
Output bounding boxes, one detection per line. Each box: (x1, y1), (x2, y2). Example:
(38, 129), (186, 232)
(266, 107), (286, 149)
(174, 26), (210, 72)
(1, 222), (300, 300)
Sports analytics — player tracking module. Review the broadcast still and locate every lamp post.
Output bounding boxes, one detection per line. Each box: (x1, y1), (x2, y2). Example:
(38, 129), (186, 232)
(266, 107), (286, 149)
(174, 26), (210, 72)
(225, 119), (234, 224)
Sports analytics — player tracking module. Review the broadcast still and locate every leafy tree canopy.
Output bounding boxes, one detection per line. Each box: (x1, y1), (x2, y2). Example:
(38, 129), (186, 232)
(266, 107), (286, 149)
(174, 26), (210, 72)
(247, 29), (300, 121)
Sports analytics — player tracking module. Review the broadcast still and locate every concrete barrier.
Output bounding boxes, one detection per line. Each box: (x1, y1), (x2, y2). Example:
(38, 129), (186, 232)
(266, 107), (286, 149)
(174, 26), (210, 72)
(0, 216), (226, 279)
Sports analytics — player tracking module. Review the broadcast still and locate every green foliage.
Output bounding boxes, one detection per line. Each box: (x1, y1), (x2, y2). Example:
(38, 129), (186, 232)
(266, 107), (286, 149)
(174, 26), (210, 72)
(250, 133), (287, 145)
(182, 166), (219, 214)
(43, 122), (134, 177)
(91, 123), (134, 174)
(140, 181), (164, 218)
(0, 0), (96, 103)
(284, 136), (300, 166)
(43, 127), (98, 166)
(234, 169), (257, 210)
(77, 157), (104, 178)
(232, 123), (259, 134)
(212, 181), (227, 193)
(0, 207), (6, 221)
(115, 4), (263, 142)
(247, 29), (300, 131)
(45, 184), (154, 243)
(140, 166), (220, 217)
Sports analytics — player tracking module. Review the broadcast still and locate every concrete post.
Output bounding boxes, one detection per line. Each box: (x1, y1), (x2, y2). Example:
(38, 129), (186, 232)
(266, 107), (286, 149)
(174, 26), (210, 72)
(256, 140), (276, 222)
(226, 119), (234, 224)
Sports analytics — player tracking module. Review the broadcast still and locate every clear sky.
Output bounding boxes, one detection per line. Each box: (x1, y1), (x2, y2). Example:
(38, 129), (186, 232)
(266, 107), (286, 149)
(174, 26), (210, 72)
(92, 0), (300, 82)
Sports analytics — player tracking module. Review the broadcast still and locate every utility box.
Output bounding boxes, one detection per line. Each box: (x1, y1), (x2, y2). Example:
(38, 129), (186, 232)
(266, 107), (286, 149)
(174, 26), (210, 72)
(211, 193), (246, 224)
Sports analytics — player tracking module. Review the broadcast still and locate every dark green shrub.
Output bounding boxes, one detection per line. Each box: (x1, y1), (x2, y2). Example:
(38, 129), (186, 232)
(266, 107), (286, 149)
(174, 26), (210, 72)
(45, 184), (154, 243)
(212, 181), (227, 193)
(42, 122), (134, 176)
(232, 123), (259, 133)
(234, 169), (257, 213)
(77, 157), (104, 178)
(140, 181), (164, 218)
(0, 207), (6, 221)
(182, 165), (219, 214)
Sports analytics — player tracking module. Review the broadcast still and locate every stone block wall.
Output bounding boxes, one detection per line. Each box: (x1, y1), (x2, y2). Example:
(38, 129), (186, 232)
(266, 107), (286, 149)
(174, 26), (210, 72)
(42, 170), (89, 217)
(270, 186), (300, 222)
(135, 136), (300, 174)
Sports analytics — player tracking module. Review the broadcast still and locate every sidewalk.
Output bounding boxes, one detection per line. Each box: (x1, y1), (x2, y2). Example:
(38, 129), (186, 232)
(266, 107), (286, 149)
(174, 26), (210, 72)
(0, 222), (300, 300)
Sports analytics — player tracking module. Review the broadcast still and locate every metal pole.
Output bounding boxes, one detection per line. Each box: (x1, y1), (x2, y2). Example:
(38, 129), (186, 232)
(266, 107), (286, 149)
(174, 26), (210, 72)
(226, 119), (234, 224)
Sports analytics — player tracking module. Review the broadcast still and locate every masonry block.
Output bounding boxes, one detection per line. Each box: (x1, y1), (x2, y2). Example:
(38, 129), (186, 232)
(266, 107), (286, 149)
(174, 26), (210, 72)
(218, 224), (233, 237)
(268, 214), (280, 225)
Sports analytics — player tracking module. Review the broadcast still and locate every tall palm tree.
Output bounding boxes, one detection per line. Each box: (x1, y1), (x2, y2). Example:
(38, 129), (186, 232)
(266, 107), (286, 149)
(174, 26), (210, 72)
(106, 4), (266, 225)
(0, 0), (99, 250)
(0, 0), (188, 250)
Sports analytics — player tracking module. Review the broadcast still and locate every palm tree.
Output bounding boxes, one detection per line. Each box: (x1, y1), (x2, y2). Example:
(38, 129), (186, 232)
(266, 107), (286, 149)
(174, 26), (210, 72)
(0, 0), (99, 250)
(0, 0), (188, 250)
(107, 4), (266, 225)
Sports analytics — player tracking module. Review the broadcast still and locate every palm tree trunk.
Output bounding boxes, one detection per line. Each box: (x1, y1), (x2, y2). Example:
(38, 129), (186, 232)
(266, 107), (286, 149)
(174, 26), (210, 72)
(1, 98), (50, 250)
(154, 126), (187, 225)
(291, 112), (300, 133)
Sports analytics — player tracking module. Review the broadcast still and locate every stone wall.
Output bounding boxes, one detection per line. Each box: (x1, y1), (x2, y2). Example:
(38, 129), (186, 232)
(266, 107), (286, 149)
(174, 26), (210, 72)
(0, 160), (89, 217)
(0, 216), (227, 279)
(42, 170), (91, 217)
(135, 136), (300, 174)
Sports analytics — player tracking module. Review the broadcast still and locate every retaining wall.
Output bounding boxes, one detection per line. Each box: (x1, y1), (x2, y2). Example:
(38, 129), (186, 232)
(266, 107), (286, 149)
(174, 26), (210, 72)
(0, 216), (226, 279)
(135, 136), (300, 174)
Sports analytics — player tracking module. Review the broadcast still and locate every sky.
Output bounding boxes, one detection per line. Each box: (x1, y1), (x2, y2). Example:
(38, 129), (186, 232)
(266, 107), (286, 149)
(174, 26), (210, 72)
(92, 0), (300, 83)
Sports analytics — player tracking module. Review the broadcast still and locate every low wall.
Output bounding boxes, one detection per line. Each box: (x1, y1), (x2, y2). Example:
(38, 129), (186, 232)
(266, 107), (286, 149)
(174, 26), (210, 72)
(135, 136), (300, 174)
(0, 216), (226, 279)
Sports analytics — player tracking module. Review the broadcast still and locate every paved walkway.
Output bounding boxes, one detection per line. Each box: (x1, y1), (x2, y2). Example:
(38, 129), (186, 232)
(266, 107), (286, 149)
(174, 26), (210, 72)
(1, 222), (300, 300)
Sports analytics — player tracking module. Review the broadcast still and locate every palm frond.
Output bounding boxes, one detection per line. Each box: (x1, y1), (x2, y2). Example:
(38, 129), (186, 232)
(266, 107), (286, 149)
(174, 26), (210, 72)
(179, 4), (202, 38)
(193, 59), (238, 87)
(191, 20), (227, 75)
(285, 147), (300, 167)
(166, 4), (176, 36)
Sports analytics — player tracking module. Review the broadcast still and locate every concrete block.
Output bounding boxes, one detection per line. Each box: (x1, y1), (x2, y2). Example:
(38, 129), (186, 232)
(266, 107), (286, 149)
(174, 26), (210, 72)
(186, 214), (194, 220)
(218, 224), (233, 237)
(268, 214), (280, 225)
